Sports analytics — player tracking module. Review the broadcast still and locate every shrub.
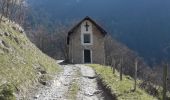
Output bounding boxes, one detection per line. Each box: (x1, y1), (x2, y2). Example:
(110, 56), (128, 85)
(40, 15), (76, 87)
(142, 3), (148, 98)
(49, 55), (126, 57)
(0, 83), (16, 100)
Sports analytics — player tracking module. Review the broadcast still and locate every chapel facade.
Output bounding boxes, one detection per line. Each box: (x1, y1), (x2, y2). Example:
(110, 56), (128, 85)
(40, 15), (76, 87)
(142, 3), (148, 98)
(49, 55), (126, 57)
(67, 16), (107, 64)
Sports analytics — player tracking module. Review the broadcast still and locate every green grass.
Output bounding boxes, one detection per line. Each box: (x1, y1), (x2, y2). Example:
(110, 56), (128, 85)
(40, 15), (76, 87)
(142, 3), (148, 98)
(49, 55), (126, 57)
(88, 64), (156, 100)
(0, 18), (60, 99)
(67, 80), (79, 100)
(67, 68), (80, 100)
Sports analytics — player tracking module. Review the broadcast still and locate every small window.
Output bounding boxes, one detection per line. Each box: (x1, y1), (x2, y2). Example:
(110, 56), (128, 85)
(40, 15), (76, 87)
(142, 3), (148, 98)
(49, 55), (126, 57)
(83, 34), (91, 43)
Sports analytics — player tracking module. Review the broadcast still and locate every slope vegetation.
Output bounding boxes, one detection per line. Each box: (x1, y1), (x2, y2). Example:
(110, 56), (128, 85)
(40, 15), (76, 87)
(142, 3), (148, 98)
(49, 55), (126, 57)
(89, 64), (156, 100)
(0, 18), (60, 99)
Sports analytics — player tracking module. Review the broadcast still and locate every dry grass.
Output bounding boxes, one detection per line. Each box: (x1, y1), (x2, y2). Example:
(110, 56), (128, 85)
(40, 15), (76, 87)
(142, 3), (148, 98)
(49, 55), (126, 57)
(89, 64), (156, 100)
(0, 19), (60, 99)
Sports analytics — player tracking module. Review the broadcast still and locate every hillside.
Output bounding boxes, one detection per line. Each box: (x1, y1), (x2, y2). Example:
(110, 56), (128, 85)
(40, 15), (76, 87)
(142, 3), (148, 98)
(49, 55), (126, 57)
(0, 18), (60, 99)
(28, 0), (170, 64)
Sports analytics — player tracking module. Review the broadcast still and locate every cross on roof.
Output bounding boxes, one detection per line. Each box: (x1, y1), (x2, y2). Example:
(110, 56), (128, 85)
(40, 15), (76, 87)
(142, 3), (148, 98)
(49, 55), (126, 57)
(85, 22), (89, 31)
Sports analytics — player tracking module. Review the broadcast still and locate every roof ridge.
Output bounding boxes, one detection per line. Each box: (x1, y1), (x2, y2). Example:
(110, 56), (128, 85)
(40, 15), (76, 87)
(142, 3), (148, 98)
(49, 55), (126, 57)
(68, 16), (107, 36)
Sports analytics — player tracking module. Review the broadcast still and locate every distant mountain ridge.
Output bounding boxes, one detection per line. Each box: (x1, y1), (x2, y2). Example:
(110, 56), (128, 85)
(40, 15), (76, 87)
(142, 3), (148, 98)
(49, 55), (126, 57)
(28, 0), (170, 65)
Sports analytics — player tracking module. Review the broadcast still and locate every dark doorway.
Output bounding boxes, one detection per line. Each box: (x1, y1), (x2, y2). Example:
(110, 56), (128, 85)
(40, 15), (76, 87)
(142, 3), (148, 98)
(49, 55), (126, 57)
(84, 49), (91, 63)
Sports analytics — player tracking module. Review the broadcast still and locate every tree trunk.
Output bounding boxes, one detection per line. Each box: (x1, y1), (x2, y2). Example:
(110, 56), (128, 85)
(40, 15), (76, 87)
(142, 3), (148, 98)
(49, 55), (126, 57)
(0, 1), (6, 23)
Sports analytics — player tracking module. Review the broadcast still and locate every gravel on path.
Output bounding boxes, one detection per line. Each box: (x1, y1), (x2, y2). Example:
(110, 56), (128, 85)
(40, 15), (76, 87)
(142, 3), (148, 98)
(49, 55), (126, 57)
(29, 64), (104, 100)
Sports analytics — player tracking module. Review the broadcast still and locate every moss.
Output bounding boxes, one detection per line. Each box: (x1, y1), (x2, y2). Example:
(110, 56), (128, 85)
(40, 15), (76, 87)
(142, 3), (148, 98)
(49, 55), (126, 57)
(88, 64), (156, 100)
(67, 68), (80, 100)
(67, 81), (79, 100)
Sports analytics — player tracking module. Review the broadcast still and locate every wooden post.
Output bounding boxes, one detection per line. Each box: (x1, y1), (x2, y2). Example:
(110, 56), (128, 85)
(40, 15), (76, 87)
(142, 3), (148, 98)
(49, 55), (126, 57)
(134, 59), (138, 91)
(112, 58), (115, 74)
(163, 63), (168, 100)
(120, 56), (123, 81)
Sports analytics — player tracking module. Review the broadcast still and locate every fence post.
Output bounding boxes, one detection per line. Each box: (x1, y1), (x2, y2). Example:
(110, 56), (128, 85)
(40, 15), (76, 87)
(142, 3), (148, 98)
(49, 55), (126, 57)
(112, 58), (115, 74)
(163, 63), (168, 100)
(120, 56), (123, 81)
(134, 59), (138, 91)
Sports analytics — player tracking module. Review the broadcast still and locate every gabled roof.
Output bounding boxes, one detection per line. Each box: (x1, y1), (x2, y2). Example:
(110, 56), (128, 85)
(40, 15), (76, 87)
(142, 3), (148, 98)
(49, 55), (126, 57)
(68, 16), (107, 36)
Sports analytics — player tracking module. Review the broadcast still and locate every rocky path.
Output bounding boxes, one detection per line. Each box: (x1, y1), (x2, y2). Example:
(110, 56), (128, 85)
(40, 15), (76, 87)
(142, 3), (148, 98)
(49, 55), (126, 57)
(77, 65), (104, 100)
(30, 64), (104, 100)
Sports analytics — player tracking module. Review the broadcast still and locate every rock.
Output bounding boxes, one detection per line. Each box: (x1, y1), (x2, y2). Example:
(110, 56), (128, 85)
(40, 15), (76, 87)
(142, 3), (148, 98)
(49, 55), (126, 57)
(38, 74), (50, 86)
(34, 95), (40, 99)
(2, 40), (9, 48)
(14, 37), (20, 44)
(11, 24), (24, 34)
(12, 26), (17, 31)
(0, 39), (11, 53)
(4, 32), (10, 36)
(0, 39), (5, 47)
(84, 87), (97, 96)
(33, 64), (47, 74)
(18, 27), (24, 33)
(78, 65), (96, 78)
(40, 81), (47, 86)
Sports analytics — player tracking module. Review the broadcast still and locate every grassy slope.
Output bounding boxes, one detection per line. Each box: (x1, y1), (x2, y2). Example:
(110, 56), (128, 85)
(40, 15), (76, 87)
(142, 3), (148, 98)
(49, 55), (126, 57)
(89, 64), (156, 100)
(0, 19), (60, 99)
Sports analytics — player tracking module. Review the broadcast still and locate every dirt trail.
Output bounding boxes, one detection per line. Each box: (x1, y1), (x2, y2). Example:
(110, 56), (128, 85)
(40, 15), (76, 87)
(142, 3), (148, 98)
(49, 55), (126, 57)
(30, 64), (105, 100)
(76, 65), (104, 100)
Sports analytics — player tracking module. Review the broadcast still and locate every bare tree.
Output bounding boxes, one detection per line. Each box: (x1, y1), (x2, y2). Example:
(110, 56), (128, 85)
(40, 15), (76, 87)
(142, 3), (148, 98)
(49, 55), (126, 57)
(50, 21), (78, 61)
(31, 25), (50, 52)
(0, 0), (25, 23)
(0, 0), (6, 22)
(0, 0), (13, 19)
(13, 0), (26, 25)
(54, 25), (69, 61)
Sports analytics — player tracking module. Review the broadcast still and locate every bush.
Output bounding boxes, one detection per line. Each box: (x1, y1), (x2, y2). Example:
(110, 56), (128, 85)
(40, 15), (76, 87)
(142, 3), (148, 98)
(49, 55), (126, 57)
(0, 83), (16, 100)
(139, 81), (159, 97)
(38, 74), (52, 85)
